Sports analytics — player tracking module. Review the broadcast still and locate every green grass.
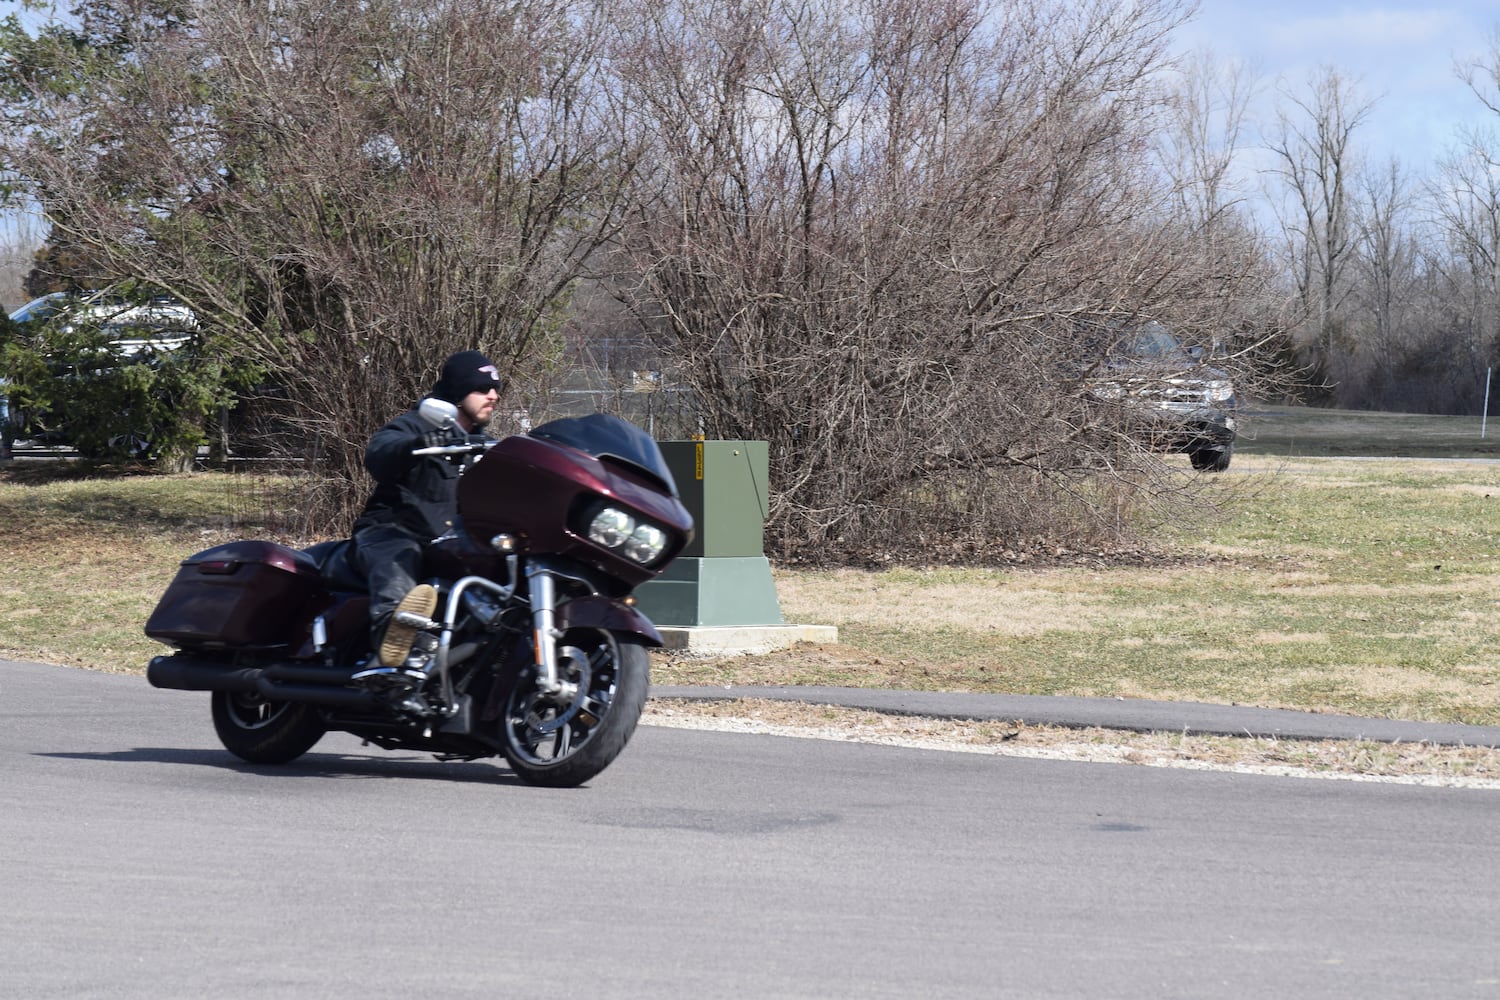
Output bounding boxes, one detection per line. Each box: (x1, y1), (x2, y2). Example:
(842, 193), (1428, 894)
(5, 406), (1500, 725)
(1238, 403), (1500, 460)
(660, 407), (1500, 725)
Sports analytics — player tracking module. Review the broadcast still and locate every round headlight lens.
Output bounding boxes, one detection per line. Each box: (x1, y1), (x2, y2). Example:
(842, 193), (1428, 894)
(1204, 379), (1235, 404)
(588, 507), (635, 548)
(624, 523), (668, 565)
(1091, 381), (1124, 399)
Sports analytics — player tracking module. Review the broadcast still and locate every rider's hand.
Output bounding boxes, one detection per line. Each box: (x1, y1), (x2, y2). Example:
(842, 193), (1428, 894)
(420, 426), (460, 449)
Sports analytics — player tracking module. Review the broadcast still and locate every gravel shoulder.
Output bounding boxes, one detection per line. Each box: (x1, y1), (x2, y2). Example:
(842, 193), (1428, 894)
(643, 697), (1500, 790)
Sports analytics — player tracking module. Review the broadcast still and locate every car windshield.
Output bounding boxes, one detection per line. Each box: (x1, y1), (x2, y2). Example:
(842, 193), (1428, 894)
(9, 292), (195, 331)
(528, 414), (679, 496)
(8, 293), (69, 324)
(1120, 321), (1187, 360)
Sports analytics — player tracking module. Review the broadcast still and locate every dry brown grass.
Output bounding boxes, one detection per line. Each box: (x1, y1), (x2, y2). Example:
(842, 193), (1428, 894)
(770, 567), (1111, 635)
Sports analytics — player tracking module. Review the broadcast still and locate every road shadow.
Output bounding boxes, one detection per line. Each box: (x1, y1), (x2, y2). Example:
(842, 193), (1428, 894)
(37, 747), (531, 786)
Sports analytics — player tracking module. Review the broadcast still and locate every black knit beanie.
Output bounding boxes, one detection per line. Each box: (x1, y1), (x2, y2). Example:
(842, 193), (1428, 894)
(432, 351), (501, 403)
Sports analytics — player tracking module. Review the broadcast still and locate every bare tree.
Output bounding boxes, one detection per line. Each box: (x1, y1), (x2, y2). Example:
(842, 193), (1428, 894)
(606, 0), (1279, 561)
(1157, 47), (1259, 233)
(1156, 47), (1294, 376)
(1, 0), (634, 510)
(1265, 67), (1377, 387)
(1445, 33), (1500, 388)
(1429, 130), (1500, 393)
(1341, 157), (1420, 406)
(1458, 26), (1500, 119)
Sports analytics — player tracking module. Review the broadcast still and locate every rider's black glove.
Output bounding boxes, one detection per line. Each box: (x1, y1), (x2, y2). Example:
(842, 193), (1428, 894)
(420, 426), (460, 449)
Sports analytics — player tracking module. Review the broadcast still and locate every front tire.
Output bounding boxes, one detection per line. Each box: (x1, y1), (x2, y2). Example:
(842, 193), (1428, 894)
(1190, 442), (1232, 472)
(502, 629), (649, 788)
(211, 691), (326, 764)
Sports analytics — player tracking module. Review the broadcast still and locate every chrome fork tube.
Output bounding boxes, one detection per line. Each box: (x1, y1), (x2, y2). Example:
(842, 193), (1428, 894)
(526, 562), (562, 694)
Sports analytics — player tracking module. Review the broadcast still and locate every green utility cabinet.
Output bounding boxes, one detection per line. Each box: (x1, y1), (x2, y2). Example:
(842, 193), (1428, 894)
(633, 440), (785, 627)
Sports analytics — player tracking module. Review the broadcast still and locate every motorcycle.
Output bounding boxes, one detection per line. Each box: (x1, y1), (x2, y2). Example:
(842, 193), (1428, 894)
(144, 401), (694, 787)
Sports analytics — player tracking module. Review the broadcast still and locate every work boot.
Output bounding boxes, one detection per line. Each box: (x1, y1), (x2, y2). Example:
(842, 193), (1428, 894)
(378, 584), (438, 668)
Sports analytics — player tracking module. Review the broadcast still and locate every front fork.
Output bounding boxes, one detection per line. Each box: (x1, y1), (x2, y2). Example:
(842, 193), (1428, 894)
(425, 559), (571, 699)
(525, 561), (565, 696)
(435, 557), (647, 706)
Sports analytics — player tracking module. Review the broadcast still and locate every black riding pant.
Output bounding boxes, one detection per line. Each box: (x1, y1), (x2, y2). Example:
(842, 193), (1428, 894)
(352, 523), (425, 644)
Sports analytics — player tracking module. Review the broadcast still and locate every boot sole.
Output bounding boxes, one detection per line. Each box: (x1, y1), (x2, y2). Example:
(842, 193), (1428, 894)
(378, 584), (438, 667)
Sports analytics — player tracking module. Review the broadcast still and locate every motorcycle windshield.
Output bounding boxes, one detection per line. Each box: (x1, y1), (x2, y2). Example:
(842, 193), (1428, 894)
(528, 414), (680, 497)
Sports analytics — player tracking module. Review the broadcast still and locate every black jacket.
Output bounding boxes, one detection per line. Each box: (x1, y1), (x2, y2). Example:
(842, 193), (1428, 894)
(352, 404), (492, 541)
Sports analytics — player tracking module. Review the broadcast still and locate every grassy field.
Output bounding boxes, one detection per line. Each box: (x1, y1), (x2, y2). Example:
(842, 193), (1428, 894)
(3, 406), (1500, 727)
(1238, 403), (1500, 460)
(660, 453), (1500, 725)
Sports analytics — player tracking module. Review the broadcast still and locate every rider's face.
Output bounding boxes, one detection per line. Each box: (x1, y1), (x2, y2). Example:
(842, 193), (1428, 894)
(459, 387), (498, 430)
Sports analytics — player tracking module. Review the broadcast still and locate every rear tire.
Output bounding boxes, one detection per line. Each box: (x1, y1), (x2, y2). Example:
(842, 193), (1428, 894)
(501, 629), (649, 788)
(211, 690), (326, 764)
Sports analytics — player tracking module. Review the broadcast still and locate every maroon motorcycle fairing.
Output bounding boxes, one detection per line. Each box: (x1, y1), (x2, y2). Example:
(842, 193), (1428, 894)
(457, 433), (693, 589)
(556, 595), (663, 646)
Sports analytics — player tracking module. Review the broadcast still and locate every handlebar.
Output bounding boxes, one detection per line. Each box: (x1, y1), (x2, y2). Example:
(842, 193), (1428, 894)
(412, 440), (495, 457)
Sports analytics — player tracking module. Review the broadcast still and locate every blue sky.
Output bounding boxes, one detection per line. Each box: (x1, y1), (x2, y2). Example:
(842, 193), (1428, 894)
(1175, 0), (1500, 167)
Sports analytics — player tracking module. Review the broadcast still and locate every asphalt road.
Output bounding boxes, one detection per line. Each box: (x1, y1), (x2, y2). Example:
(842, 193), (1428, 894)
(4, 658), (1500, 999)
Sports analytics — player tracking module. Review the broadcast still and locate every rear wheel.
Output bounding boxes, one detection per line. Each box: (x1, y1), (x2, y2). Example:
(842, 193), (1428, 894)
(210, 690), (326, 764)
(502, 629), (649, 788)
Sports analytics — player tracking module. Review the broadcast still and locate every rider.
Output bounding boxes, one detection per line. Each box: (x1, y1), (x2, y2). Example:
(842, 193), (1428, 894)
(351, 350), (501, 679)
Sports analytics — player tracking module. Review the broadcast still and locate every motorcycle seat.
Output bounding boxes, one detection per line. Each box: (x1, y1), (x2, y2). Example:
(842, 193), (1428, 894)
(302, 539), (366, 592)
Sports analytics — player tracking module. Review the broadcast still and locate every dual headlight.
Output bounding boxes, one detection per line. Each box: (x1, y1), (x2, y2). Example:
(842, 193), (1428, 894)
(1203, 379), (1235, 404)
(586, 505), (670, 565)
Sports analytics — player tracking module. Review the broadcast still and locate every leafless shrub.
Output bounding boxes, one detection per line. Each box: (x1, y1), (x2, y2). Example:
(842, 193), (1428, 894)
(605, 0), (1282, 561)
(3, 0), (1289, 559)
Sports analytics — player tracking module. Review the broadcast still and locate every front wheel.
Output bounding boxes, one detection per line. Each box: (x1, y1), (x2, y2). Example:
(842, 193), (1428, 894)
(502, 629), (649, 788)
(1189, 442), (1232, 472)
(211, 690), (326, 764)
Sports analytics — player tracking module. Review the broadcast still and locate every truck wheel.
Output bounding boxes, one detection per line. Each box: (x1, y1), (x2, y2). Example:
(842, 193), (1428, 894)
(1190, 443), (1232, 472)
